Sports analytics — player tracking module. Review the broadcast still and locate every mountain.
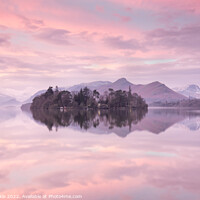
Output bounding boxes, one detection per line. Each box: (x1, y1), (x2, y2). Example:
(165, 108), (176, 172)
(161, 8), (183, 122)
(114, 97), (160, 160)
(0, 93), (14, 104)
(23, 87), (68, 103)
(68, 81), (111, 92)
(25, 82), (112, 103)
(0, 93), (20, 106)
(132, 81), (187, 104)
(24, 90), (46, 104)
(97, 78), (134, 92)
(25, 78), (187, 106)
(97, 79), (187, 104)
(174, 84), (200, 99)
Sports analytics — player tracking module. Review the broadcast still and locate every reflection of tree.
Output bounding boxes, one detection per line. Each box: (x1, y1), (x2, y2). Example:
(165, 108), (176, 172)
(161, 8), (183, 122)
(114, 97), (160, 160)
(31, 109), (73, 131)
(73, 110), (97, 130)
(98, 109), (147, 131)
(31, 108), (148, 132)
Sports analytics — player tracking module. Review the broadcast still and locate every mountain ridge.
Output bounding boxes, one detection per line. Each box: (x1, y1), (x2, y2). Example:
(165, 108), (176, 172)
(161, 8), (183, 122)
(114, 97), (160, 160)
(174, 84), (200, 99)
(24, 78), (187, 104)
(0, 93), (20, 106)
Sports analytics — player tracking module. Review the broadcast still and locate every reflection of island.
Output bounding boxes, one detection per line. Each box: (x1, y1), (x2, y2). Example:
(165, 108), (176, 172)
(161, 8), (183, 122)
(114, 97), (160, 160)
(29, 108), (200, 137)
(31, 109), (147, 136)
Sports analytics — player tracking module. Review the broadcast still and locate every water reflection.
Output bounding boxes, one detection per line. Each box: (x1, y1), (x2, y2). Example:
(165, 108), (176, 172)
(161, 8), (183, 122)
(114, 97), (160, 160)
(30, 109), (147, 136)
(0, 107), (200, 200)
(29, 108), (200, 136)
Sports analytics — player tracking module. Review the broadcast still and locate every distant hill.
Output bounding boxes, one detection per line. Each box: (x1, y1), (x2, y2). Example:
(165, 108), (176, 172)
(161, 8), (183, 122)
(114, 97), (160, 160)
(151, 98), (200, 108)
(23, 87), (68, 103)
(0, 93), (15, 104)
(97, 78), (134, 92)
(21, 103), (31, 111)
(24, 90), (46, 104)
(97, 78), (187, 104)
(132, 81), (187, 104)
(174, 84), (200, 99)
(0, 93), (20, 106)
(24, 82), (111, 103)
(25, 78), (187, 105)
(68, 81), (111, 92)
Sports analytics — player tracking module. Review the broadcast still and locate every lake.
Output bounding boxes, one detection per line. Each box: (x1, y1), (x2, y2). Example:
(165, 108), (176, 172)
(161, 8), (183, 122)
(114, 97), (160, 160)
(0, 107), (200, 200)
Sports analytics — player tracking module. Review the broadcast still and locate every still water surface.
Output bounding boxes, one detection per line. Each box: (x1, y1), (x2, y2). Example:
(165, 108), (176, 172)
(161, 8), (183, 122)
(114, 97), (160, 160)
(0, 107), (200, 200)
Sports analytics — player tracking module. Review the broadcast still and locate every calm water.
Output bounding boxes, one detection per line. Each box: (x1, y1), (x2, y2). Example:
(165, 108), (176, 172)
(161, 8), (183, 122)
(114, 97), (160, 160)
(0, 107), (200, 200)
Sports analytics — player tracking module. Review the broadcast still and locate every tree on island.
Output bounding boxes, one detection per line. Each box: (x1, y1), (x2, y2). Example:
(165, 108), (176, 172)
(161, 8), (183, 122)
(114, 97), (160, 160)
(31, 86), (148, 110)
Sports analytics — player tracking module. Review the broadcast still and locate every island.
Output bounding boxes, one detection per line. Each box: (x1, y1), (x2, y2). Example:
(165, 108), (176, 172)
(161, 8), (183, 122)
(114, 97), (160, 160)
(30, 86), (148, 110)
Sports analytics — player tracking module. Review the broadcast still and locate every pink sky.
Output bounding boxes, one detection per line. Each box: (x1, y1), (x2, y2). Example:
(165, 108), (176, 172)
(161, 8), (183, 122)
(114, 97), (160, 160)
(0, 0), (200, 100)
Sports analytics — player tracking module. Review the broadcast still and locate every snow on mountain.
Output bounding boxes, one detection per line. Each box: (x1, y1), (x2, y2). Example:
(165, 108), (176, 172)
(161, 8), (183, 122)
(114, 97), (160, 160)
(174, 84), (200, 99)
(67, 81), (111, 92)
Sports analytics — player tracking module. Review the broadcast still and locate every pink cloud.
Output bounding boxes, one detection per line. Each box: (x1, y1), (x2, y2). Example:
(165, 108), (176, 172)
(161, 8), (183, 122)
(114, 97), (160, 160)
(0, 1), (44, 30)
(114, 13), (131, 22)
(103, 36), (144, 51)
(0, 0), (199, 95)
(147, 25), (200, 52)
(35, 28), (71, 45)
(108, 0), (200, 13)
(36, 170), (70, 188)
(18, 15), (44, 30)
(0, 34), (10, 46)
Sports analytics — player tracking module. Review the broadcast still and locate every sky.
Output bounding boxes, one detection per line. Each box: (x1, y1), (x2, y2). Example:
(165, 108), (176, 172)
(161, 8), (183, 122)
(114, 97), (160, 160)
(0, 0), (200, 101)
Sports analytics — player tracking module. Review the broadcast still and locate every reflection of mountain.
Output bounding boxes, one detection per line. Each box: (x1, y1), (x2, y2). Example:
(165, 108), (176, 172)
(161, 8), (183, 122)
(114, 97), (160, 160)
(29, 108), (200, 136)
(180, 117), (200, 131)
(135, 109), (191, 134)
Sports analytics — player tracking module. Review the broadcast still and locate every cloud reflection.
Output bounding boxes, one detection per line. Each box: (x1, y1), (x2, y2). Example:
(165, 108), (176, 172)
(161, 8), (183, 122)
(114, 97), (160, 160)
(28, 108), (200, 136)
(0, 108), (199, 199)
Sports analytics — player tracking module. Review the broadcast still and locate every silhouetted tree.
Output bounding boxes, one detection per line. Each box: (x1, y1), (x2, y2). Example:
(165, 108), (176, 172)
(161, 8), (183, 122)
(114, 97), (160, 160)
(31, 86), (148, 110)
